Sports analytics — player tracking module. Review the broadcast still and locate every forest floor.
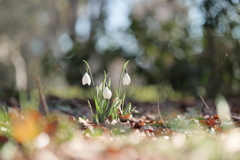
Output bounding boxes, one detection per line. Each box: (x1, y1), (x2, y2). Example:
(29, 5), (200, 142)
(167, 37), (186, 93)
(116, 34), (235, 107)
(1, 96), (240, 160)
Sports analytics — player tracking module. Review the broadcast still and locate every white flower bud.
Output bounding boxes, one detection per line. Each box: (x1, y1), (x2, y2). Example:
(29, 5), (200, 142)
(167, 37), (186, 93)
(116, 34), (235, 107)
(98, 82), (103, 91)
(123, 73), (131, 85)
(103, 87), (112, 99)
(82, 72), (91, 85)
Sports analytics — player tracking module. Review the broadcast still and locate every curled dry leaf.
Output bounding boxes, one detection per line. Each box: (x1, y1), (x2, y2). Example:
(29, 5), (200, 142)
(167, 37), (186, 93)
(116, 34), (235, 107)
(132, 121), (145, 129)
(120, 113), (132, 120)
(79, 117), (94, 132)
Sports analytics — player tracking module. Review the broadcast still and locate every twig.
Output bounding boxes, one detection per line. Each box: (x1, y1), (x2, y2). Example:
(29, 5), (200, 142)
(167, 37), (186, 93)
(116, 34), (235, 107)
(200, 96), (212, 117)
(157, 95), (168, 129)
(205, 53), (228, 98)
(36, 67), (60, 104)
(43, 68), (60, 92)
(36, 76), (50, 119)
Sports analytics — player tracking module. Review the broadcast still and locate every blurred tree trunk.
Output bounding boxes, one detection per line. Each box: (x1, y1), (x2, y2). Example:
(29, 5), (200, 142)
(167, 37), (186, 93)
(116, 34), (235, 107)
(69, 0), (77, 40)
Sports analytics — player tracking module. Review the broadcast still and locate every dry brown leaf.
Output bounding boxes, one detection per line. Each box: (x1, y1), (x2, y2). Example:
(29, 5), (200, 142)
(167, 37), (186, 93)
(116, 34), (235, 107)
(10, 110), (42, 143)
(121, 113), (132, 120)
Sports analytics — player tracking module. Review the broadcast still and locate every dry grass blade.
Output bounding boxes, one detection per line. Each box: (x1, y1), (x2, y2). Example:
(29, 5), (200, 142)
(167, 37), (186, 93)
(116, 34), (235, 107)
(43, 67), (60, 92)
(205, 53), (228, 98)
(157, 95), (168, 129)
(36, 76), (50, 119)
(200, 96), (212, 117)
(36, 67), (60, 104)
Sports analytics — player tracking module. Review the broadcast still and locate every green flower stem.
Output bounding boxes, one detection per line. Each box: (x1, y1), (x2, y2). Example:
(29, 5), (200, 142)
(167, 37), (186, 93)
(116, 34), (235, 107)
(117, 60), (130, 98)
(83, 60), (97, 95)
(83, 60), (95, 86)
(117, 68), (124, 98)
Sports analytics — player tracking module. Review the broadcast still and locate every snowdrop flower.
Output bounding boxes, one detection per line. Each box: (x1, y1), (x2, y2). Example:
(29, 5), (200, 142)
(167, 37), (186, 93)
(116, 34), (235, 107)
(103, 87), (112, 99)
(82, 72), (91, 85)
(123, 73), (131, 85)
(98, 82), (103, 91)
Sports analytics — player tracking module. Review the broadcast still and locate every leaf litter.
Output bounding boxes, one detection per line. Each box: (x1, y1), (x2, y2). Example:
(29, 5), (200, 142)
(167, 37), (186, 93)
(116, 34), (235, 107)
(1, 96), (240, 160)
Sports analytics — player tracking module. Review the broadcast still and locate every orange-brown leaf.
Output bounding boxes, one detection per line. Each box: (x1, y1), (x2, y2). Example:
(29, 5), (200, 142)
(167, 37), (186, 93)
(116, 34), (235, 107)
(10, 110), (42, 143)
(206, 118), (217, 127)
(44, 121), (58, 136)
(121, 113), (132, 120)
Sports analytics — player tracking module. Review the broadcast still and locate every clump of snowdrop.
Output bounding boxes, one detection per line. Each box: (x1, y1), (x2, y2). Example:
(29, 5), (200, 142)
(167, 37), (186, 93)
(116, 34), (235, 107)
(83, 60), (136, 124)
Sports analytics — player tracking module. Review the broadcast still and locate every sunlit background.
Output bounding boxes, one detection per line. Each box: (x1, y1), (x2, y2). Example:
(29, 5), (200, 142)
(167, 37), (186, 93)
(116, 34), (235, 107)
(1, 0), (240, 102)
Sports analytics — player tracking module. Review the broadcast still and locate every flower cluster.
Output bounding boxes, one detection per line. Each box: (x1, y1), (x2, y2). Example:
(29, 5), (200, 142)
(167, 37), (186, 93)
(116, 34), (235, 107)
(82, 68), (131, 100)
(82, 60), (135, 124)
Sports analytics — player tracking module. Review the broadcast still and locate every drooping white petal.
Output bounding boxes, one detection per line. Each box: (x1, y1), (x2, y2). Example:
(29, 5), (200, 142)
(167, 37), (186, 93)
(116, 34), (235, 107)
(98, 82), (103, 91)
(123, 73), (131, 85)
(103, 87), (112, 99)
(82, 73), (91, 85)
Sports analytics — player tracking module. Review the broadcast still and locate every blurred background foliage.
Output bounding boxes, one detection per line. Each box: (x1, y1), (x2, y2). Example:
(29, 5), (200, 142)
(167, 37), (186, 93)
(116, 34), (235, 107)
(1, 0), (240, 101)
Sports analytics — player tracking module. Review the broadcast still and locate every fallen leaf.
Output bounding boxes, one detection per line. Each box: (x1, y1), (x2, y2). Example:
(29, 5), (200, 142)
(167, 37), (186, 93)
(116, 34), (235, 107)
(44, 120), (58, 136)
(11, 110), (42, 143)
(121, 113), (132, 120)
